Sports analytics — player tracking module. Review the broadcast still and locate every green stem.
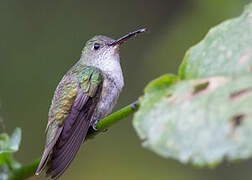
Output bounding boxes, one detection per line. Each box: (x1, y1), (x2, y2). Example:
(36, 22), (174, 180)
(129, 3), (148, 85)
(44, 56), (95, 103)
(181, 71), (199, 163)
(96, 100), (139, 130)
(8, 100), (140, 180)
(8, 159), (40, 180)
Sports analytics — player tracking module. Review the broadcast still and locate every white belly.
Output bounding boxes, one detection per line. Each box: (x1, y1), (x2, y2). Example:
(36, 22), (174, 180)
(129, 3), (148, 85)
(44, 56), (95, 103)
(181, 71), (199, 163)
(92, 76), (123, 123)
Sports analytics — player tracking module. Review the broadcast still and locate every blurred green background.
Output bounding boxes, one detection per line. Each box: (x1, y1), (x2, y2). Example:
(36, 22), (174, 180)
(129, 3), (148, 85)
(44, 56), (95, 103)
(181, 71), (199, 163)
(1, 0), (252, 179)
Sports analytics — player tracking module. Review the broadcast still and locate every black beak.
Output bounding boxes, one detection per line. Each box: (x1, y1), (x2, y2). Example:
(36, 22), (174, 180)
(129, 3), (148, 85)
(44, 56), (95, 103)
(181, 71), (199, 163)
(108, 28), (146, 46)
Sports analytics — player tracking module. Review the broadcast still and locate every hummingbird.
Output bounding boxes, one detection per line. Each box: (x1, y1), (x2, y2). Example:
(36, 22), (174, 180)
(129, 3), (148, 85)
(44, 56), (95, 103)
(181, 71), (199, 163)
(35, 28), (146, 179)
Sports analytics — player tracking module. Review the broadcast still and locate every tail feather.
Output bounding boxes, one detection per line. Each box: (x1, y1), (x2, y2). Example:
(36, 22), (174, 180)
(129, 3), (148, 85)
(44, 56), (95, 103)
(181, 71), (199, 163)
(46, 96), (96, 179)
(50, 115), (89, 179)
(37, 81), (102, 179)
(35, 127), (63, 175)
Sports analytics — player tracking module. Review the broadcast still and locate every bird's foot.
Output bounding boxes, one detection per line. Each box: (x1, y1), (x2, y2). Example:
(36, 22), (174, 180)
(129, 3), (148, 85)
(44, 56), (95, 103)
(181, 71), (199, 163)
(92, 120), (108, 132)
(92, 120), (99, 131)
(131, 100), (139, 111)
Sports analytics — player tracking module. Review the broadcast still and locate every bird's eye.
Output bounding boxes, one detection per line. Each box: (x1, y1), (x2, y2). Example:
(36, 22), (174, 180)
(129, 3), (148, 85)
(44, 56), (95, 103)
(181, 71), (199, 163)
(93, 43), (100, 50)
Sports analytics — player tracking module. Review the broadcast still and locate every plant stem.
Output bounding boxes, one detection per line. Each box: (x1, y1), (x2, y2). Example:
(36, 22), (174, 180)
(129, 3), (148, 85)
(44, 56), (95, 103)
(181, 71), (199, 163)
(8, 158), (40, 180)
(8, 100), (140, 180)
(96, 100), (139, 130)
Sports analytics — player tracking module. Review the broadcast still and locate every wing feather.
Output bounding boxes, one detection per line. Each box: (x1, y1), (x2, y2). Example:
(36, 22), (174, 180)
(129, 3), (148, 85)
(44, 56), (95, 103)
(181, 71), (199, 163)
(36, 66), (103, 179)
(47, 84), (102, 179)
(35, 126), (63, 175)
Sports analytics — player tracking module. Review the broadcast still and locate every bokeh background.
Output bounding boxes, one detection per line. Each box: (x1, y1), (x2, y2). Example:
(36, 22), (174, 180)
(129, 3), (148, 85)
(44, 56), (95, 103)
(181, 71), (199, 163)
(1, 0), (252, 179)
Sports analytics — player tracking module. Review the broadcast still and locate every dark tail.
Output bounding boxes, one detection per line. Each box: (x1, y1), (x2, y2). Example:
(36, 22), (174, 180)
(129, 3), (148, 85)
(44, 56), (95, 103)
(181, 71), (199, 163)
(36, 127), (63, 175)
(46, 96), (96, 179)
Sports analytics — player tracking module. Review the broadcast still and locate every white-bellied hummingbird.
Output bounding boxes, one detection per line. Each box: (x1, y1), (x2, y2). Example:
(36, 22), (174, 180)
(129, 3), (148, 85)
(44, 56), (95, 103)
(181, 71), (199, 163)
(35, 28), (146, 179)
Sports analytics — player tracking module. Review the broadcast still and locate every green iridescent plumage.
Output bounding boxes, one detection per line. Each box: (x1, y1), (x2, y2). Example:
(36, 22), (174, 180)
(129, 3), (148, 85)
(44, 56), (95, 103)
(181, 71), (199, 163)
(36, 64), (104, 178)
(46, 65), (103, 146)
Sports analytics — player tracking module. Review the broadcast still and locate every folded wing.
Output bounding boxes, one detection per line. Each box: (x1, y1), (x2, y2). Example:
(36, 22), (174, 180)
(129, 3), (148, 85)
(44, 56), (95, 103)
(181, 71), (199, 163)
(36, 66), (103, 179)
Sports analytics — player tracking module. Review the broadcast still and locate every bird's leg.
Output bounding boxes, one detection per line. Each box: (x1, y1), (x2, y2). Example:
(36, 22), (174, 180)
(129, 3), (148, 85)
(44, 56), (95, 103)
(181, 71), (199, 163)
(92, 100), (140, 131)
(92, 119), (108, 132)
(131, 100), (139, 111)
(92, 119), (99, 131)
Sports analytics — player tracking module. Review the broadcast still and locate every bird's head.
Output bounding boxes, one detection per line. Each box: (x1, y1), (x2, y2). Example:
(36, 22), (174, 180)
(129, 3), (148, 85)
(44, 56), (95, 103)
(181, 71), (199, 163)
(80, 28), (146, 69)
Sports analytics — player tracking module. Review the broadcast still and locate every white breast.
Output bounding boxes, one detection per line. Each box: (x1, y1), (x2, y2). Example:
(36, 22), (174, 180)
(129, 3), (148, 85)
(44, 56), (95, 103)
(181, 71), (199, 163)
(92, 56), (124, 122)
(96, 51), (124, 90)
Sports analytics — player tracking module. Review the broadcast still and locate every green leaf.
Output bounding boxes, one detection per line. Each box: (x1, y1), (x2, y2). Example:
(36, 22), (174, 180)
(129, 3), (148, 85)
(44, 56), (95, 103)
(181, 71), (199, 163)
(179, 3), (252, 79)
(0, 128), (21, 177)
(134, 74), (252, 166)
(0, 128), (21, 164)
(134, 3), (252, 167)
(134, 74), (178, 139)
(144, 74), (178, 94)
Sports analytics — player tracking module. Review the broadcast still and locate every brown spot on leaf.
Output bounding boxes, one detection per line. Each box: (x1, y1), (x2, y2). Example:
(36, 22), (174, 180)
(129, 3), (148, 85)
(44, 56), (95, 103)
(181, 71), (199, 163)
(186, 77), (227, 100)
(188, 77), (227, 97)
(166, 93), (173, 98)
(166, 93), (176, 101)
(229, 114), (245, 137)
(193, 81), (209, 95)
(229, 87), (252, 99)
(230, 114), (245, 130)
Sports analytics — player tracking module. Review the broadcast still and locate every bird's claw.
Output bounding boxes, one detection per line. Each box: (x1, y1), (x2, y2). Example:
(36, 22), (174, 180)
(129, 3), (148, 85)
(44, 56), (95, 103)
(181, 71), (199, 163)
(131, 100), (139, 110)
(92, 120), (98, 131)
